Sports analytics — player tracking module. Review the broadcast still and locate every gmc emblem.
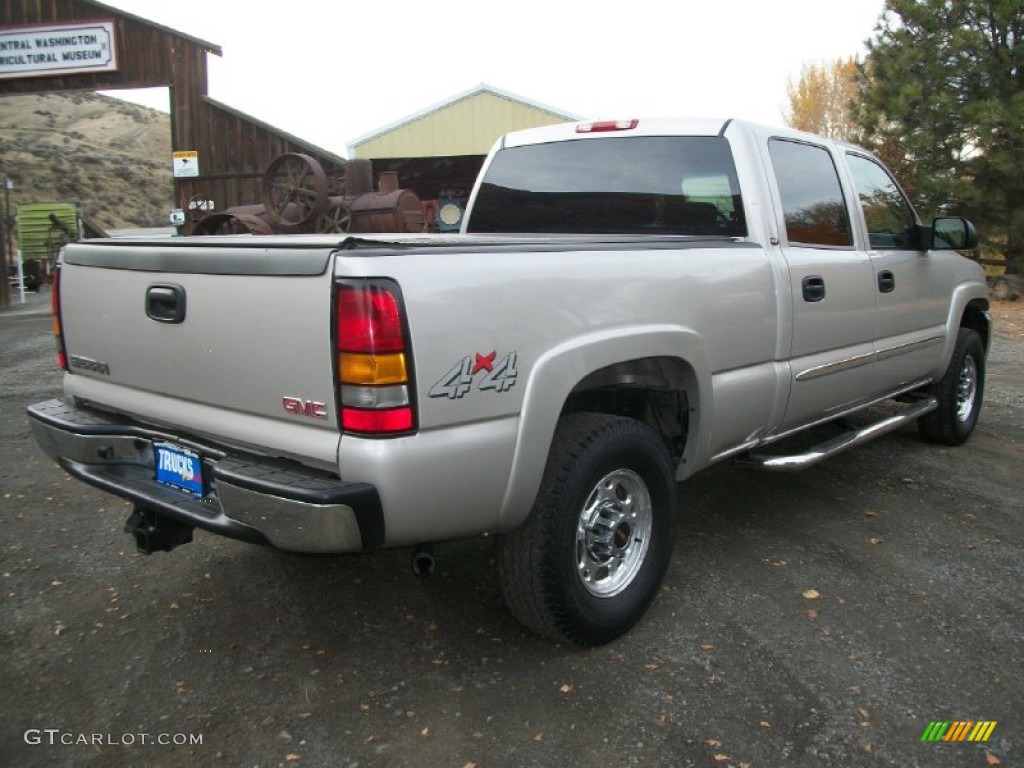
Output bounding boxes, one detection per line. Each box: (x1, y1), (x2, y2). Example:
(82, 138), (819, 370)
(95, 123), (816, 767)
(282, 396), (328, 420)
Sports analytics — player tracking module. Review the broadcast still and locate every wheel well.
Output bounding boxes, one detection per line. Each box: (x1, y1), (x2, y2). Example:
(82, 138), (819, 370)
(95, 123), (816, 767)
(561, 357), (694, 463)
(962, 299), (991, 353)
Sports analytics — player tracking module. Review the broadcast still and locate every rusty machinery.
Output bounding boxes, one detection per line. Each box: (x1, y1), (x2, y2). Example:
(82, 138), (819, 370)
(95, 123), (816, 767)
(190, 154), (424, 236)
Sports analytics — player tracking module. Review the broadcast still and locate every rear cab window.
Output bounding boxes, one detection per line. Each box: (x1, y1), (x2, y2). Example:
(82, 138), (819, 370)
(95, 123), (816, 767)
(467, 136), (747, 237)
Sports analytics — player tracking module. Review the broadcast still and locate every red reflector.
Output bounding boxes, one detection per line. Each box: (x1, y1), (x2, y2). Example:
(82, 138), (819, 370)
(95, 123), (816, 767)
(52, 268), (68, 371)
(342, 406), (413, 434)
(576, 119), (639, 133)
(337, 285), (405, 353)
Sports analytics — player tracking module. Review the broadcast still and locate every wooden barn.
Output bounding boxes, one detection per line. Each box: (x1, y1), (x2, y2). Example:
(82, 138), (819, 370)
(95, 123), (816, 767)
(0, 0), (346, 222)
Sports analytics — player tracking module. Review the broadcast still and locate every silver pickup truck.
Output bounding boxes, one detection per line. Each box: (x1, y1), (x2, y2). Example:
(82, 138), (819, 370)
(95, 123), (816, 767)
(28, 117), (990, 645)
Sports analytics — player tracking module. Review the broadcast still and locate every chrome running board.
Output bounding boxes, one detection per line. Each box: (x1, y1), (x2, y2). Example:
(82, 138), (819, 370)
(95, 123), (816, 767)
(734, 397), (938, 472)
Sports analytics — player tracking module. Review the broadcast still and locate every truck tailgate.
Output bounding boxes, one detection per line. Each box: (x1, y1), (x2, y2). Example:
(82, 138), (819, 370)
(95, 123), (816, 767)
(57, 240), (340, 465)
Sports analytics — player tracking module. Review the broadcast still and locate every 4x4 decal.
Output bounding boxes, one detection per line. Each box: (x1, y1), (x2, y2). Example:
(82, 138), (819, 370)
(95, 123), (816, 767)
(429, 351), (518, 399)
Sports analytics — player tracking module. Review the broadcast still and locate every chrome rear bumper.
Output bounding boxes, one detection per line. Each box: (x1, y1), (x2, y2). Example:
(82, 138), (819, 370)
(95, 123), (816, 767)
(27, 399), (383, 553)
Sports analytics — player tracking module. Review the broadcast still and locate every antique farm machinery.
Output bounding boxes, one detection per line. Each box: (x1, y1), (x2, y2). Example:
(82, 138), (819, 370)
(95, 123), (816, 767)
(190, 154), (423, 236)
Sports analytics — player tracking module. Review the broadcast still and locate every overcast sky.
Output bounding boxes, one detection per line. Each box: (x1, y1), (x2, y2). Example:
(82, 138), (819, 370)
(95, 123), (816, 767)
(97, 0), (887, 157)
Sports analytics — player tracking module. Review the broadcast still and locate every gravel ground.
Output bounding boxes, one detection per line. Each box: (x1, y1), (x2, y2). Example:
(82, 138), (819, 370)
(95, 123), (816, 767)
(983, 303), (1024, 425)
(1, 295), (1021, 768)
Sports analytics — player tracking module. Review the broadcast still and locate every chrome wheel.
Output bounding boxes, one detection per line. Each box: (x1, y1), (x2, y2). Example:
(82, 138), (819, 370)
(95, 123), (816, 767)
(575, 469), (653, 597)
(497, 414), (676, 645)
(955, 356), (977, 423)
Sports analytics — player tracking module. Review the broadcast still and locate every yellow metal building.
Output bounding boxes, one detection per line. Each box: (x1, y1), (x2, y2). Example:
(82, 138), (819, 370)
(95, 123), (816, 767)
(348, 84), (580, 230)
(350, 83), (580, 159)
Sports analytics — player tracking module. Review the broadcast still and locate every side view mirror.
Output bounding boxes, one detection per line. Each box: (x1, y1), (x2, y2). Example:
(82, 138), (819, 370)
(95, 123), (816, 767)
(928, 217), (978, 251)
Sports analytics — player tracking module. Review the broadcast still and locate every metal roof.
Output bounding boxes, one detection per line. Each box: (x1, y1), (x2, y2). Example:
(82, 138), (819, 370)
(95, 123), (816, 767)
(348, 83), (582, 153)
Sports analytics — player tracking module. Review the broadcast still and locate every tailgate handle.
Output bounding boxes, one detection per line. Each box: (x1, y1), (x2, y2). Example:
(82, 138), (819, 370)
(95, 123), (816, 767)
(146, 284), (187, 324)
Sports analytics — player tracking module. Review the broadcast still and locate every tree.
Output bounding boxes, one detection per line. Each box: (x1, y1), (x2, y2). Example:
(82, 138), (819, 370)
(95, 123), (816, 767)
(785, 58), (860, 141)
(854, 0), (1024, 273)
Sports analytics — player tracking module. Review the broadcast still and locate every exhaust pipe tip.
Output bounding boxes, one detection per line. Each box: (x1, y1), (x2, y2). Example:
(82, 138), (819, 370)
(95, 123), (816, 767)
(411, 543), (435, 577)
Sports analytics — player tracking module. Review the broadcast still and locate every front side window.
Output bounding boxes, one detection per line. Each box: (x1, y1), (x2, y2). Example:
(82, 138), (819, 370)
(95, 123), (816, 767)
(846, 153), (919, 249)
(467, 136), (746, 237)
(768, 139), (853, 247)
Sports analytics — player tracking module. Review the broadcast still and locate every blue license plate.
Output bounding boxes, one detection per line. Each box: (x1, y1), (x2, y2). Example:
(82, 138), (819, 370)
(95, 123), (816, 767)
(154, 442), (205, 497)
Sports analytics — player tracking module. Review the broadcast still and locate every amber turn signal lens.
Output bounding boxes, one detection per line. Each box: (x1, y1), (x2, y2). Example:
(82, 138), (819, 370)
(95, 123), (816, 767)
(338, 352), (408, 385)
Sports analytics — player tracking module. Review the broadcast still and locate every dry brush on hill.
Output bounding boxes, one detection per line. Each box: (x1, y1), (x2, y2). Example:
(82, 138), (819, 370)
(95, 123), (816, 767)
(0, 91), (173, 231)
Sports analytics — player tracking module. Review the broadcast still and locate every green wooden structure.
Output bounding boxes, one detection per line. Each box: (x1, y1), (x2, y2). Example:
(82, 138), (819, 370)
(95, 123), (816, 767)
(17, 202), (77, 261)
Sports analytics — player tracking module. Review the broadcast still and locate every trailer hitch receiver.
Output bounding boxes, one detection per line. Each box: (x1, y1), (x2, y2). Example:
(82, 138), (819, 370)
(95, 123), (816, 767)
(124, 506), (194, 554)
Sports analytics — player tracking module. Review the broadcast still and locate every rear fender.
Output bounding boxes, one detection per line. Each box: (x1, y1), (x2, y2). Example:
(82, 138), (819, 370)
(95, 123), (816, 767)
(496, 325), (709, 531)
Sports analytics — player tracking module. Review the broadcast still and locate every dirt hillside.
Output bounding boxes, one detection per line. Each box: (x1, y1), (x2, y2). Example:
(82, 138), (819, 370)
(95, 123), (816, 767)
(0, 91), (173, 231)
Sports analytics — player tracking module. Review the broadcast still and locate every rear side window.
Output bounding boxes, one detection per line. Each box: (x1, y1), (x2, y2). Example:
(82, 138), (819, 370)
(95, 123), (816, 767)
(769, 139), (852, 247)
(467, 136), (746, 237)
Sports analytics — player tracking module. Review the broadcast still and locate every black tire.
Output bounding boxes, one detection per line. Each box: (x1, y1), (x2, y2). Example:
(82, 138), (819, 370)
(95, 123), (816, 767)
(496, 413), (677, 646)
(918, 328), (985, 445)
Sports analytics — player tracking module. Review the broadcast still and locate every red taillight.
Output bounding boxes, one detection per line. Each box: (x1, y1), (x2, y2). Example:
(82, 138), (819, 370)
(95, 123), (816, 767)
(337, 286), (405, 352)
(576, 119), (639, 133)
(335, 281), (414, 435)
(52, 267), (68, 371)
(341, 406), (413, 433)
